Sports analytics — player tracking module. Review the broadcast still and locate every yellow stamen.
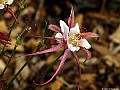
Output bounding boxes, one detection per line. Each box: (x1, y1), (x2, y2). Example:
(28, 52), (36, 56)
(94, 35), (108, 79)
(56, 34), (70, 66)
(68, 33), (84, 47)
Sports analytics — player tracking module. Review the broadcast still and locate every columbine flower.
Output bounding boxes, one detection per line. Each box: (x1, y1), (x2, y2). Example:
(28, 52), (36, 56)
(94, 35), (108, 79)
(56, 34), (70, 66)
(0, 0), (17, 21)
(0, 32), (10, 45)
(20, 7), (99, 85)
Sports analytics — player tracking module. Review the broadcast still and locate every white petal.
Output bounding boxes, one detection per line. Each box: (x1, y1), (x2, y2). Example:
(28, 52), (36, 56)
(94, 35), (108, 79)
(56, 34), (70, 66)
(70, 23), (80, 34)
(68, 44), (80, 52)
(60, 20), (69, 39)
(6, 0), (13, 5)
(55, 33), (63, 38)
(79, 39), (91, 49)
(0, 4), (4, 9)
(55, 33), (63, 43)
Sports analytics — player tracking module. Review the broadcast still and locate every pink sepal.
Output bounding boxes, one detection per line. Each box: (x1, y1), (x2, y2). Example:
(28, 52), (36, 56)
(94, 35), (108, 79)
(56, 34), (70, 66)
(80, 47), (91, 63)
(48, 24), (61, 33)
(27, 34), (63, 42)
(6, 7), (18, 23)
(34, 49), (70, 85)
(82, 32), (99, 40)
(68, 6), (74, 28)
(16, 43), (62, 58)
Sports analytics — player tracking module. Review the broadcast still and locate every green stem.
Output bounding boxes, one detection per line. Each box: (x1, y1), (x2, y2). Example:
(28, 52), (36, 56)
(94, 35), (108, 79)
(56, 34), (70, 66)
(7, 10), (20, 37)
(0, 2), (26, 79)
(0, 46), (6, 58)
(22, 50), (65, 90)
(0, 9), (20, 58)
(5, 56), (33, 89)
(0, 45), (17, 79)
(4, 42), (43, 89)
(39, 50), (65, 77)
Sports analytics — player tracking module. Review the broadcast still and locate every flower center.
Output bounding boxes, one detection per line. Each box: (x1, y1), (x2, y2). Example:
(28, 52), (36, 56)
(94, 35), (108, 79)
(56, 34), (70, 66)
(68, 33), (84, 47)
(0, 0), (7, 4)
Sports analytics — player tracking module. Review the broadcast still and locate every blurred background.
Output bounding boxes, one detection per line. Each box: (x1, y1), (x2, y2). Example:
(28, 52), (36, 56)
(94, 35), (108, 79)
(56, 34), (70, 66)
(0, 0), (120, 90)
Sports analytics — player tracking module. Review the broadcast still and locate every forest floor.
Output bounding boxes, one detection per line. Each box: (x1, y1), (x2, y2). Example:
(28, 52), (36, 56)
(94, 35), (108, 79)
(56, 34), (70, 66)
(0, 0), (120, 90)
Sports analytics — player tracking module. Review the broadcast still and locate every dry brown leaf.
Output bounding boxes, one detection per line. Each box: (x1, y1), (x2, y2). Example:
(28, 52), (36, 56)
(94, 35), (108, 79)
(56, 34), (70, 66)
(46, 55), (56, 65)
(0, 59), (5, 73)
(109, 25), (120, 44)
(0, 20), (8, 33)
(75, 14), (84, 27)
(93, 24), (104, 35)
(11, 26), (22, 38)
(15, 55), (30, 80)
(25, 39), (38, 51)
(50, 79), (63, 90)
(103, 55), (120, 67)
(2, 68), (12, 83)
(20, 6), (35, 16)
(92, 44), (110, 55)
(81, 74), (96, 83)
(97, 38), (109, 47)
(54, 5), (61, 16)
(87, 12), (109, 20)
(6, 39), (24, 52)
(112, 45), (120, 54)
(80, 74), (97, 90)
(33, 60), (46, 72)
(56, 76), (74, 88)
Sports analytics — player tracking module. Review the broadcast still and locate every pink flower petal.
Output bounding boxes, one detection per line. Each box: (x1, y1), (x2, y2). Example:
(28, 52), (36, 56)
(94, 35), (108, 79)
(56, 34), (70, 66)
(82, 32), (99, 40)
(27, 34), (63, 43)
(80, 47), (91, 63)
(14, 43), (62, 58)
(6, 7), (18, 23)
(68, 6), (74, 28)
(48, 24), (61, 33)
(34, 49), (70, 85)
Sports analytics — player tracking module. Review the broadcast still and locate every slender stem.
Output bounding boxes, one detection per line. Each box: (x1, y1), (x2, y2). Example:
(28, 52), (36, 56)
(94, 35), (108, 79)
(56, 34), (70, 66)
(0, 3), (25, 79)
(5, 56), (32, 89)
(7, 11), (20, 37)
(4, 42), (43, 89)
(0, 10), (20, 58)
(39, 50), (65, 77)
(0, 45), (17, 79)
(22, 50), (65, 90)
(0, 46), (6, 58)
